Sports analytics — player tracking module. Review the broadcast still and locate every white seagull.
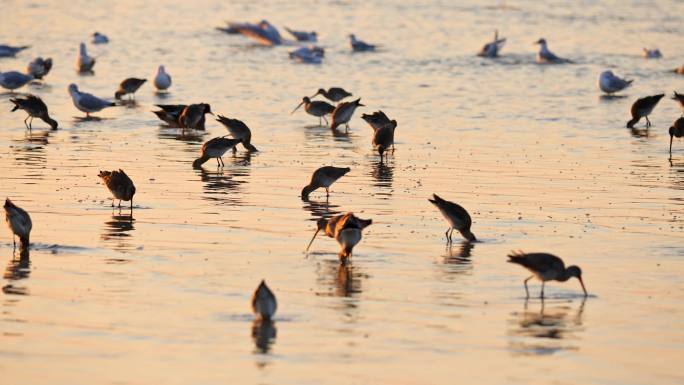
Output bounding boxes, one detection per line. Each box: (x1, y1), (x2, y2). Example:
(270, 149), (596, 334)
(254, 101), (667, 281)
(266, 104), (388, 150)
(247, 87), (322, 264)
(477, 30), (506, 58)
(598, 71), (633, 95)
(76, 42), (96, 72)
(0, 71), (34, 91)
(68, 84), (115, 118)
(154, 65), (172, 91)
(534, 38), (572, 64)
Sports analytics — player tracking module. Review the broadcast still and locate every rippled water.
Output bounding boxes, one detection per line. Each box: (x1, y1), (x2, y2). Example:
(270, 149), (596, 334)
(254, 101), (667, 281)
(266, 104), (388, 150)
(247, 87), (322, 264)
(1, 1), (683, 384)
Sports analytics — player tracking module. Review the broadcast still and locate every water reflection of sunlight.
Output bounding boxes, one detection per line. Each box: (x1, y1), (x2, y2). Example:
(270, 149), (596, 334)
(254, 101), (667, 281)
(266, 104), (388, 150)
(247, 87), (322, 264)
(100, 212), (136, 252)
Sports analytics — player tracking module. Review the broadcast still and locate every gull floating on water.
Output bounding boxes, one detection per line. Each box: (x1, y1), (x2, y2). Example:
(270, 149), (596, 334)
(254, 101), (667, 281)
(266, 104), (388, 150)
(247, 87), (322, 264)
(235, 20), (283, 46)
(285, 27), (317, 42)
(626, 94), (664, 128)
(154, 65), (172, 91)
(477, 30), (506, 58)
(26, 57), (52, 80)
(289, 45), (324, 64)
(68, 83), (115, 118)
(534, 38), (572, 64)
(92, 32), (109, 44)
(115, 78), (146, 100)
(0, 70), (33, 91)
(642, 47), (662, 58)
(10, 94), (58, 130)
(349, 34), (376, 52)
(77, 42), (96, 72)
(598, 70), (633, 95)
(0, 44), (30, 57)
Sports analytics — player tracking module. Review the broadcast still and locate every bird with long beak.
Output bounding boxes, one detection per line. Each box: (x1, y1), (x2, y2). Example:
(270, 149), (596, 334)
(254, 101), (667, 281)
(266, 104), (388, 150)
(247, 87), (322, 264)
(372, 119), (397, 162)
(428, 194), (476, 243)
(301, 166), (350, 200)
(115, 78), (146, 100)
(10, 94), (58, 130)
(180, 103), (213, 130)
(626, 94), (664, 128)
(507, 251), (587, 298)
(98, 169), (136, 209)
(192, 136), (242, 168)
(305, 213), (372, 263)
(669, 117), (684, 160)
(216, 115), (258, 152)
(330, 98), (364, 131)
(291, 96), (335, 126)
(252, 280), (277, 320)
(311, 87), (352, 103)
(4, 198), (32, 251)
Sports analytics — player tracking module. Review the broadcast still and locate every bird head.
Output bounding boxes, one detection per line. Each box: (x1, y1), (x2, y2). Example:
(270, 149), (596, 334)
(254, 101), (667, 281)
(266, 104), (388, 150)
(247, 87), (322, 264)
(534, 38), (546, 45)
(566, 265), (587, 296)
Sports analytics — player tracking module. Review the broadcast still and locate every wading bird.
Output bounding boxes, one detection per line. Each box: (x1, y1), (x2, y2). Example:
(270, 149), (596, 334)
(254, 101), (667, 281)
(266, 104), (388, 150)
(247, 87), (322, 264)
(428, 194), (476, 243)
(115, 78), (146, 100)
(4, 198), (32, 250)
(626, 94), (664, 128)
(330, 98), (364, 131)
(192, 136), (242, 168)
(291, 96), (335, 125)
(98, 169), (136, 209)
(252, 280), (277, 320)
(216, 115), (258, 152)
(507, 251), (587, 298)
(10, 94), (58, 130)
(301, 166), (350, 199)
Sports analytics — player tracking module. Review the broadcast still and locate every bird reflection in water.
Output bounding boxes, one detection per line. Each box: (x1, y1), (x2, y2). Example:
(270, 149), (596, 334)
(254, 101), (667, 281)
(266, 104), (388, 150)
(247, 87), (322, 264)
(370, 159), (394, 199)
(100, 212), (135, 252)
(251, 318), (277, 354)
(3, 248), (31, 295)
(156, 126), (207, 143)
(508, 297), (586, 356)
(302, 198), (341, 222)
(198, 161), (249, 205)
(316, 259), (366, 299)
(440, 242), (474, 275)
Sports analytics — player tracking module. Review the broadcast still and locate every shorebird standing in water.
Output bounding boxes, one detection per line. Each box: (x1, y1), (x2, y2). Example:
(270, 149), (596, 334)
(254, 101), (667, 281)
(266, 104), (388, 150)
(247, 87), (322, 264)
(669, 117), (684, 159)
(152, 104), (186, 126)
(26, 57), (52, 80)
(598, 71), (633, 95)
(252, 280), (277, 320)
(0, 71), (33, 92)
(626, 94), (664, 128)
(672, 91), (684, 113)
(115, 78), (147, 100)
(180, 103), (213, 130)
(428, 194), (476, 243)
(154, 65), (172, 91)
(98, 170), (136, 209)
(311, 87), (352, 103)
(373, 119), (397, 162)
(10, 95), (58, 130)
(507, 251), (588, 298)
(4, 198), (32, 251)
(534, 38), (572, 64)
(477, 30), (506, 58)
(68, 84), (116, 119)
(192, 136), (242, 168)
(76, 42), (95, 72)
(305, 213), (372, 263)
(291, 96), (335, 125)
(301, 166), (350, 200)
(330, 98), (364, 131)
(216, 115), (258, 152)
(349, 34), (376, 52)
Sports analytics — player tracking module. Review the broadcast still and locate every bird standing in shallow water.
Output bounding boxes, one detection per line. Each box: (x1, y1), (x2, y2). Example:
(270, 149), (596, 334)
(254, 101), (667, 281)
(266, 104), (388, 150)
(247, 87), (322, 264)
(115, 78), (146, 100)
(26, 57), (52, 80)
(76, 42), (95, 72)
(534, 38), (572, 64)
(368, 112), (397, 162)
(252, 280), (277, 320)
(301, 166), (350, 200)
(4, 198), (32, 251)
(669, 117), (684, 159)
(330, 98), (364, 131)
(98, 169), (136, 209)
(626, 94), (664, 128)
(428, 194), (476, 243)
(154, 65), (172, 91)
(180, 103), (213, 130)
(192, 136), (242, 168)
(291, 97), (335, 126)
(216, 115), (258, 152)
(68, 84), (115, 119)
(507, 251), (587, 298)
(10, 95), (58, 130)
(311, 87), (352, 103)
(598, 71), (632, 95)
(305, 213), (372, 263)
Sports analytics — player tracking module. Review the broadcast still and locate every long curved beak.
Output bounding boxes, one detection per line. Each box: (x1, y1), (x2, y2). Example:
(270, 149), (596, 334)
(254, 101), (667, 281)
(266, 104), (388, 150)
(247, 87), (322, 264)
(305, 228), (321, 253)
(309, 90), (321, 98)
(291, 101), (304, 114)
(578, 277), (588, 296)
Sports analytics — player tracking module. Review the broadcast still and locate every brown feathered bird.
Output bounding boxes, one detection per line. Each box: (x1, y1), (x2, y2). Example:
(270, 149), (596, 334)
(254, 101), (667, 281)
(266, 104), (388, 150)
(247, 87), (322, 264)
(98, 169), (136, 209)
(507, 251), (587, 298)
(10, 94), (58, 130)
(428, 194), (476, 243)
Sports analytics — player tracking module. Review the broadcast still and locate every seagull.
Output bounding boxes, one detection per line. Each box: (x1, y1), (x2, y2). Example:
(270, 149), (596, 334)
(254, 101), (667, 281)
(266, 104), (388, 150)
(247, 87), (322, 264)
(534, 38), (572, 64)
(216, 21), (247, 34)
(291, 96), (335, 125)
(252, 280), (277, 320)
(4, 198), (32, 250)
(289, 45), (324, 64)
(672, 91), (684, 113)
(192, 136), (242, 168)
(10, 94), (58, 130)
(68, 83), (116, 118)
(507, 251), (587, 298)
(115, 78), (147, 100)
(98, 169), (136, 209)
(26, 57), (52, 80)
(311, 87), (352, 103)
(301, 166), (350, 200)
(216, 115), (258, 152)
(349, 34), (376, 52)
(154, 65), (172, 91)
(428, 194), (476, 243)
(626, 94), (664, 128)
(330, 98), (364, 131)
(0, 71), (33, 91)
(669, 117), (684, 160)
(0, 44), (30, 57)
(598, 70), (633, 95)
(642, 48), (662, 58)
(235, 20), (283, 46)
(285, 27), (317, 42)
(477, 30), (506, 58)
(92, 32), (109, 44)
(77, 42), (96, 72)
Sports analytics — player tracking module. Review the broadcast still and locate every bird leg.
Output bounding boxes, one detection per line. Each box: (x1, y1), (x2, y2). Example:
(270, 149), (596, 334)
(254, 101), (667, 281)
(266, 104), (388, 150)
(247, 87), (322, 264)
(540, 281), (545, 298)
(645, 116), (651, 128)
(23, 116), (30, 130)
(318, 117), (322, 126)
(524, 276), (533, 298)
(345, 122), (349, 132)
(118, 200), (122, 208)
(29, 116), (34, 130)
(325, 187), (329, 197)
(670, 135), (674, 159)
(322, 116), (329, 125)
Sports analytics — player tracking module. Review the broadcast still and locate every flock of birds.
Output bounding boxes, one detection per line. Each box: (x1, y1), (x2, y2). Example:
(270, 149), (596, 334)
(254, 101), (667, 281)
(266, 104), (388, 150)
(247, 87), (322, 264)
(2, 22), (683, 322)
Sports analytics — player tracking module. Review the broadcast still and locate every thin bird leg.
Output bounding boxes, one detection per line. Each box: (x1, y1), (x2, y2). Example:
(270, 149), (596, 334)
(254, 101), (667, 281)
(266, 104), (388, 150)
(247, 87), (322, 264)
(345, 122), (349, 132)
(233, 146), (237, 154)
(646, 116), (651, 128)
(216, 157), (220, 166)
(130, 197), (133, 210)
(118, 199), (122, 208)
(540, 281), (545, 298)
(29, 116), (34, 130)
(23, 116), (30, 130)
(325, 187), (330, 197)
(13, 235), (16, 250)
(670, 135), (674, 158)
(111, 198), (115, 207)
(444, 228), (450, 244)
(322, 116), (329, 125)
(524, 276), (533, 298)
(318, 117), (322, 126)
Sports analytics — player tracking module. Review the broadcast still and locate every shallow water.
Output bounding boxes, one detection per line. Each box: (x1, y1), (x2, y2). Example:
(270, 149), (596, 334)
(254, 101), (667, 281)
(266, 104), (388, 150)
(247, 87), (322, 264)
(1, 0), (683, 384)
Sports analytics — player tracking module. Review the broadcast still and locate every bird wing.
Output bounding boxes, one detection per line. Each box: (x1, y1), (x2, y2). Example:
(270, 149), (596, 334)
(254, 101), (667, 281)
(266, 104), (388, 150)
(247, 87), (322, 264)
(79, 92), (113, 110)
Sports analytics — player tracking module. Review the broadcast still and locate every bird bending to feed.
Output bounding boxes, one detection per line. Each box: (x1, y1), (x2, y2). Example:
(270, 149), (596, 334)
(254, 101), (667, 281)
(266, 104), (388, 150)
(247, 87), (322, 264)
(349, 34), (376, 52)
(0, 71), (33, 91)
(98, 169), (136, 209)
(672, 91), (684, 113)
(669, 117), (684, 159)
(76, 42), (95, 72)
(373, 119), (397, 162)
(192, 136), (242, 168)
(4, 198), (32, 250)
(642, 47), (661, 58)
(626, 94), (664, 128)
(10, 95), (58, 130)
(301, 166), (350, 200)
(152, 104), (187, 126)
(0, 44), (30, 57)
(507, 251), (587, 298)
(289, 45), (324, 64)
(180, 103), (213, 130)
(252, 280), (277, 320)
(216, 115), (258, 152)
(26, 57), (52, 80)
(284, 27), (317, 42)
(477, 30), (506, 58)
(428, 194), (476, 243)
(115, 78), (146, 100)
(154, 65), (172, 91)
(534, 38), (572, 64)
(361, 110), (392, 131)
(68, 84), (116, 118)
(235, 20), (283, 46)
(291, 96), (335, 125)
(311, 87), (352, 103)
(330, 98), (364, 131)
(598, 70), (632, 95)
(92, 32), (109, 44)
(305, 213), (372, 263)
